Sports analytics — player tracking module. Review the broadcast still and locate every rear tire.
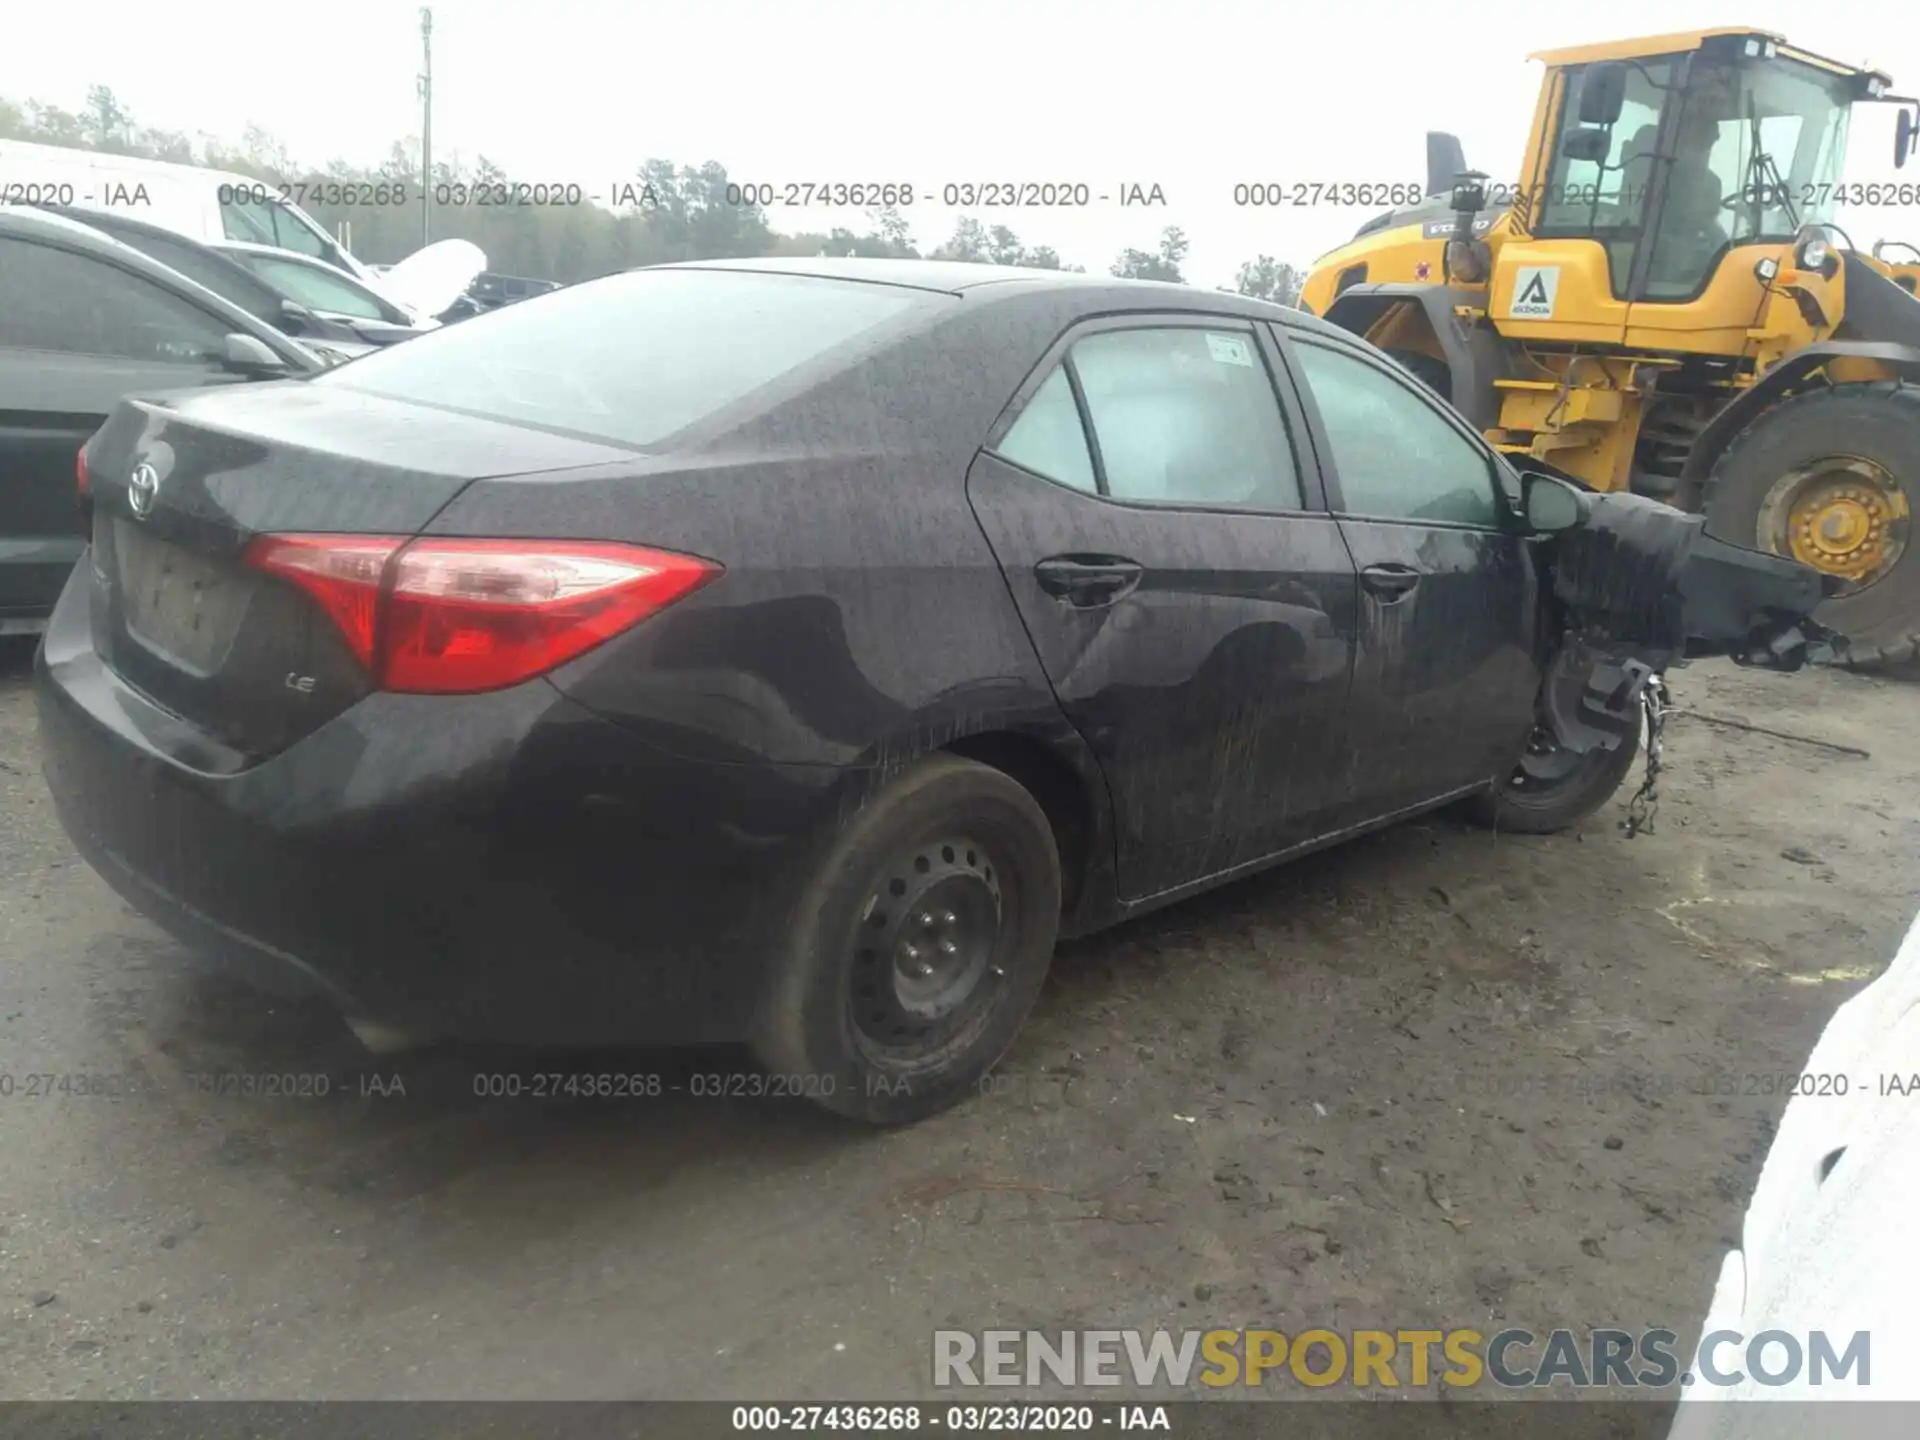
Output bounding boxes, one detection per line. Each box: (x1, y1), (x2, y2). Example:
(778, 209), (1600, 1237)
(1704, 383), (1920, 672)
(1463, 720), (1642, 835)
(750, 754), (1061, 1125)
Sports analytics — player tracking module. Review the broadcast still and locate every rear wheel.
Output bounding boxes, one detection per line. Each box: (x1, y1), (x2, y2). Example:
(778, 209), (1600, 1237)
(1463, 720), (1642, 835)
(1704, 384), (1920, 671)
(750, 754), (1061, 1125)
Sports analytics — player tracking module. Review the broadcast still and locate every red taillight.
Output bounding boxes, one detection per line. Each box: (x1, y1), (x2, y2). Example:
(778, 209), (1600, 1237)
(382, 539), (721, 693)
(76, 447), (90, 502)
(245, 534), (405, 671)
(243, 535), (720, 694)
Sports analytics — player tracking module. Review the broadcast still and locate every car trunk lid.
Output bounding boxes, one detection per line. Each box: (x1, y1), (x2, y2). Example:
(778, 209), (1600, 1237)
(80, 384), (640, 761)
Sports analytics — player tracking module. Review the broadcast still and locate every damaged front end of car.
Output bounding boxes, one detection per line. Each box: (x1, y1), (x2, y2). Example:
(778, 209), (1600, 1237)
(1540, 487), (1845, 749)
(1516, 477), (1847, 831)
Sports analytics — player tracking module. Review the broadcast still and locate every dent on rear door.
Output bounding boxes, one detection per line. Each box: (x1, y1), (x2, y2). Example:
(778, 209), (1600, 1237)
(966, 452), (1358, 900)
(1537, 491), (1841, 755)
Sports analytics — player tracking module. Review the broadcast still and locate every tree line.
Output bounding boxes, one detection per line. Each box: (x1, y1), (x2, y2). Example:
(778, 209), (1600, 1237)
(1, 86), (1306, 305)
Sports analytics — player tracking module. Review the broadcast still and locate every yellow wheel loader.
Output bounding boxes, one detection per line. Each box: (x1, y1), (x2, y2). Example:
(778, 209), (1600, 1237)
(1300, 29), (1920, 669)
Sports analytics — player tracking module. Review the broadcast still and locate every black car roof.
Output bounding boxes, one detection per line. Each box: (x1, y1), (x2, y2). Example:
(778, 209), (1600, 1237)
(663, 256), (1346, 337)
(0, 204), (321, 369)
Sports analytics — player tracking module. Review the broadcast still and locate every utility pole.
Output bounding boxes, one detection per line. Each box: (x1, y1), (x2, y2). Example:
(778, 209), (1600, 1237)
(418, 7), (433, 247)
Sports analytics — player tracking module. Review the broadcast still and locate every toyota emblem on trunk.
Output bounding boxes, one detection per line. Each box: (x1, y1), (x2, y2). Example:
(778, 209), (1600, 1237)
(128, 462), (161, 519)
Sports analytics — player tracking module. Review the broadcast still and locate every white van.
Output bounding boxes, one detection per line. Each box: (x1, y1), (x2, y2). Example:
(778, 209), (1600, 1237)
(0, 140), (478, 319)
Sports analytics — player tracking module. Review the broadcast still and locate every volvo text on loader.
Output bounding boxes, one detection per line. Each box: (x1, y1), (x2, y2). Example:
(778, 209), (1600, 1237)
(1300, 28), (1920, 669)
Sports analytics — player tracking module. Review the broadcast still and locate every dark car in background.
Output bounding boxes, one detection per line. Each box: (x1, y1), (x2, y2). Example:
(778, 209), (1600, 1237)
(37, 205), (375, 364)
(0, 206), (324, 632)
(33, 259), (1831, 1121)
(438, 271), (564, 322)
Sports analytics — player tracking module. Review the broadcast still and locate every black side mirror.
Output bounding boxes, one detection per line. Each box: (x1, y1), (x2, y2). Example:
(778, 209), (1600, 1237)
(1562, 128), (1613, 163)
(1519, 471), (1590, 533)
(220, 332), (293, 378)
(277, 299), (320, 336)
(1578, 63), (1629, 126)
(1427, 132), (1468, 198)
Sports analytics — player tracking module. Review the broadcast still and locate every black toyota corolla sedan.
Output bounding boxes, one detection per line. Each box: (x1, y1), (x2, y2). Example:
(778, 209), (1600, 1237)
(34, 258), (1834, 1123)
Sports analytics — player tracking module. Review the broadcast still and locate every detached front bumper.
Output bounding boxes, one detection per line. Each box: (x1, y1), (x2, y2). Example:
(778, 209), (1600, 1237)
(34, 563), (844, 1047)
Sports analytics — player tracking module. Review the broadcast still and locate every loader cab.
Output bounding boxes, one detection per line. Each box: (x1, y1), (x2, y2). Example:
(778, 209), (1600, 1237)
(1524, 32), (1867, 306)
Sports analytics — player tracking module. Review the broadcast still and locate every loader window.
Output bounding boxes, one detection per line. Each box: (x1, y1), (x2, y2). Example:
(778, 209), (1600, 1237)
(1538, 53), (1856, 301)
(1534, 56), (1679, 292)
(1640, 59), (1852, 298)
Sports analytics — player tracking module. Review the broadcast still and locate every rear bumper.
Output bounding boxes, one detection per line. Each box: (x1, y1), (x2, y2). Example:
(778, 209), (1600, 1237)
(34, 567), (847, 1047)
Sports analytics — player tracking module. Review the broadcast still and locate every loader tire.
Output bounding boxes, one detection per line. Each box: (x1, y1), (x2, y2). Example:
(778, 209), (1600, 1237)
(1704, 383), (1920, 673)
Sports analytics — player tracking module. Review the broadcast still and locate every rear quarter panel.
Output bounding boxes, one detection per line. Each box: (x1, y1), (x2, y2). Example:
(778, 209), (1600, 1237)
(431, 289), (1098, 774)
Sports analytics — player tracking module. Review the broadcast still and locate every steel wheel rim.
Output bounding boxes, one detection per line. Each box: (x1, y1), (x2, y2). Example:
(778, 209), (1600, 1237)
(1757, 456), (1910, 592)
(849, 836), (1005, 1053)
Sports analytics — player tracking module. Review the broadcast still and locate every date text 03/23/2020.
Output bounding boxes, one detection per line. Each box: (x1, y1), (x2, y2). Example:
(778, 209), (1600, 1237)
(729, 1405), (1171, 1432)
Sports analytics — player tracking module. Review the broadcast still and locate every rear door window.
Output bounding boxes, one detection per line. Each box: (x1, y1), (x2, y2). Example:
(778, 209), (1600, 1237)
(992, 367), (1097, 493)
(0, 237), (231, 364)
(320, 267), (943, 447)
(1071, 327), (1305, 510)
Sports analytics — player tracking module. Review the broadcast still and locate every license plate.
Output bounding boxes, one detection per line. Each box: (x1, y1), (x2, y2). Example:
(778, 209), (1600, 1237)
(113, 520), (251, 675)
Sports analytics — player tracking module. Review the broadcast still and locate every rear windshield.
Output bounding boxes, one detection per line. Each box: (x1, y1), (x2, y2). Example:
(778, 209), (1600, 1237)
(316, 267), (945, 448)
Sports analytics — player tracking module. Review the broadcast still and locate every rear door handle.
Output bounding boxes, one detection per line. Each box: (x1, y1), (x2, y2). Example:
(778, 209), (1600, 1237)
(1034, 555), (1145, 607)
(1359, 563), (1422, 600)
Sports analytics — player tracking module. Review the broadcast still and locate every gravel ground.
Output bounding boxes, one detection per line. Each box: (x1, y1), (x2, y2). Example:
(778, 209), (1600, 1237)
(1, 637), (1915, 1406)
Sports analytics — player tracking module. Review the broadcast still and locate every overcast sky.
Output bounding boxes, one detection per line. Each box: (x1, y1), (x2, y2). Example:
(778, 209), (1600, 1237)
(4, 1), (1912, 286)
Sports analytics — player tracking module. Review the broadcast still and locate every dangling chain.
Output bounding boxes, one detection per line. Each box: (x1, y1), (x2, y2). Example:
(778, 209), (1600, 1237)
(1622, 673), (1670, 838)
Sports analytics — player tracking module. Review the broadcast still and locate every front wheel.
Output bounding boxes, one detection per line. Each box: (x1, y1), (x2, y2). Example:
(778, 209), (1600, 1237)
(1462, 719), (1643, 835)
(749, 754), (1062, 1125)
(1704, 383), (1919, 671)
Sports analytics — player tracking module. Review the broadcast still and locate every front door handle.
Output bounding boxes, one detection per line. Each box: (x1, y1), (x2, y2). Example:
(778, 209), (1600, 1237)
(1034, 555), (1145, 607)
(1359, 563), (1422, 600)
